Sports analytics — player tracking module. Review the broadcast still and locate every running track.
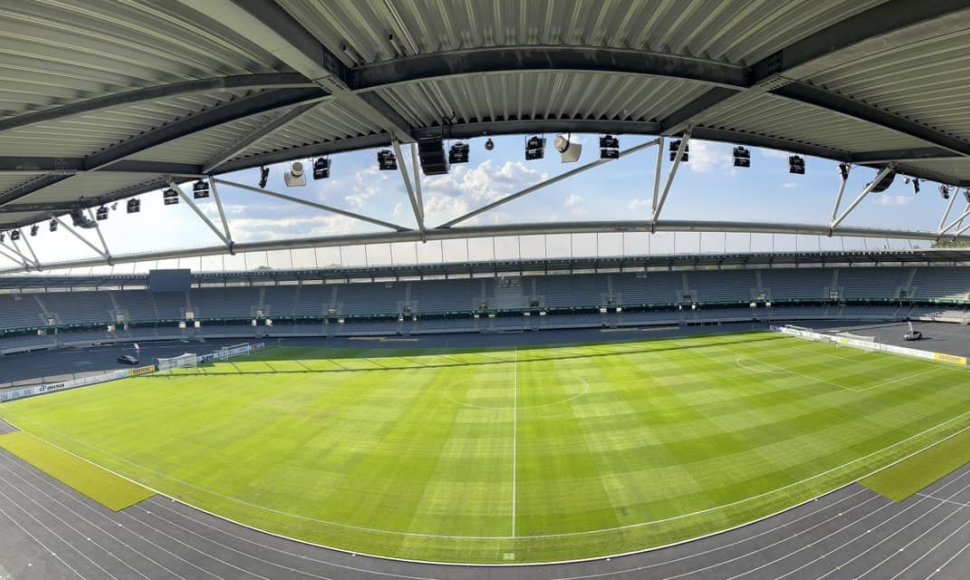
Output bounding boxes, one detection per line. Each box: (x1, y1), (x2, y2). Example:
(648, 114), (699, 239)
(0, 420), (967, 579)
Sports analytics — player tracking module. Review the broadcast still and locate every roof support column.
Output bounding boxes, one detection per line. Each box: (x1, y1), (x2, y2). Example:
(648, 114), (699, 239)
(86, 209), (112, 264)
(208, 178), (234, 251)
(653, 130), (691, 225)
(53, 216), (109, 260)
(392, 140), (425, 234)
(830, 164), (852, 223)
(830, 165), (895, 230)
(169, 179), (232, 249)
(440, 138), (660, 228)
(652, 137), (665, 213)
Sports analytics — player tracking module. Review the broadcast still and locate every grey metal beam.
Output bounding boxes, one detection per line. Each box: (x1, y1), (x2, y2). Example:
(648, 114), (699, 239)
(774, 83), (970, 157)
(393, 141), (424, 233)
(177, 0), (413, 142)
(850, 148), (961, 165)
(169, 180), (231, 248)
(212, 133), (392, 175)
(204, 102), (322, 174)
(831, 165), (896, 229)
(416, 119), (664, 142)
(4, 218), (963, 273)
(213, 178), (409, 232)
(352, 46), (750, 91)
(85, 88), (326, 172)
(653, 132), (690, 222)
(439, 139), (660, 228)
(0, 158), (203, 176)
(0, 73), (315, 133)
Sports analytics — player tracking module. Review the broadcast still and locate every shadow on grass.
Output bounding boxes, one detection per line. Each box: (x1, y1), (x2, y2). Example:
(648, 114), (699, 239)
(148, 331), (792, 377)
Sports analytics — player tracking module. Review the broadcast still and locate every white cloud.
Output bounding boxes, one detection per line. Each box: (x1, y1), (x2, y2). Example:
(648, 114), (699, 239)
(781, 182), (799, 189)
(227, 215), (359, 242)
(874, 194), (914, 207)
(628, 198), (652, 211)
(344, 167), (389, 208)
(762, 148), (790, 159)
(391, 202), (403, 218)
(685, 140), (733, 174)
(424, 160), (546, 203)
(564, 193), (583, 208)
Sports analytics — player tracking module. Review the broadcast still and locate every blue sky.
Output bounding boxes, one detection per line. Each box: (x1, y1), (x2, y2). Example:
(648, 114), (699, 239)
(6, 135), (956, 273)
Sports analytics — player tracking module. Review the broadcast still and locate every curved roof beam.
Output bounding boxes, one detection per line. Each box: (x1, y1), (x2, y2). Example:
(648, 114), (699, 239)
(658, 0), (970, 162)
(0, 73), (315, 133)
(0, 87), (328, 209)
(176, 0), (413, 142)
(351, 47), (750, 91)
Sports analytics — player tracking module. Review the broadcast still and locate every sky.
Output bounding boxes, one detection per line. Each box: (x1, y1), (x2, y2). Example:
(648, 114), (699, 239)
(1, 134), (958, 274)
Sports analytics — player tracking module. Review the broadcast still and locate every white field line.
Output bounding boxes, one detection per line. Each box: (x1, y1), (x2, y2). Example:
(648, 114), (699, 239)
(733, 353), (946, 393)
(512, 346), (518, 538)
(8, 402), (970, 543)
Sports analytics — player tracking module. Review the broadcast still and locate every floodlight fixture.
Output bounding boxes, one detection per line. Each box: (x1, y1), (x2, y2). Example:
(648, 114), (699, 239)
(69, 208), (96, 229)
(870, 170), (896, 193)
(10, 230), (20, 241)
(788, 155), (806, 175)
(96, 206), (109, 221)
(669, 139), (689, 162)
(258, 166), (269, 189)
(484, 138), (495, 151)
(162, 188), (179, 206)
(838, 162), (850, 180)
(30, 224), (38, 237)
(377, 149), (397, 171)
(0, 232), (5, 242)
(732, 146), (751, 168)
(599, 135), (619, 159)
(127, 198), (141, 214)
(912, 178), (920, 194)
(49, 219), (58, 232)
(313, 157), (330, 179)
(525, 135), (545, 161)
(940, 184), (950, 200)
(284, 161), (306, 187)
(554, 134), (582, 163)
(192, 179), (210, 199)
(448, 142), (470, 164)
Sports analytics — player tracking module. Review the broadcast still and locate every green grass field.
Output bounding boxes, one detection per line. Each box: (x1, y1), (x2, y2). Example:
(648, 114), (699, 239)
(2, 331), (970, 564)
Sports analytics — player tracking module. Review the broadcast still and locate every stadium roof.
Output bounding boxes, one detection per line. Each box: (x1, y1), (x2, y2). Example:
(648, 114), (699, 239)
(2, 0), (970, 236)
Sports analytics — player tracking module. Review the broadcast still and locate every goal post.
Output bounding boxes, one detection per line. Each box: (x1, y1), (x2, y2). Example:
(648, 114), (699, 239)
(155, 352), (199, 372)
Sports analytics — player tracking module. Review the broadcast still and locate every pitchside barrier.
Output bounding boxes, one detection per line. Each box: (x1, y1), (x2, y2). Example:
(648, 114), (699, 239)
(772, 325), (968, 366)
(155, 341), (266, 373)
(1, 341), (266, 403)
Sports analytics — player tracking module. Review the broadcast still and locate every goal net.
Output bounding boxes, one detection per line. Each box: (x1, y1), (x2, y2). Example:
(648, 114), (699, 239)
(216, 342), (253, 361)
(156, 352), (198, 372)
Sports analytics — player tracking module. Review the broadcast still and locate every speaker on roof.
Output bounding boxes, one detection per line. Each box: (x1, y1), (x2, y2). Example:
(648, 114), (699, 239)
(418, 137), (449, 175)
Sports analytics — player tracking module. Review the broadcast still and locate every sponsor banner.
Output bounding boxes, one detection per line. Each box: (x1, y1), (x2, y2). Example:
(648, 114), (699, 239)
(778, 325), (966, 366)
(128, 365), (156, 377)
(0, 369), (129, 403)
(934, 352), (967, 365)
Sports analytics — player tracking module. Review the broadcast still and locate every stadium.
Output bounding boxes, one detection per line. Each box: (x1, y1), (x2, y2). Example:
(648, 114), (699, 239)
(2, 1), (970, 578)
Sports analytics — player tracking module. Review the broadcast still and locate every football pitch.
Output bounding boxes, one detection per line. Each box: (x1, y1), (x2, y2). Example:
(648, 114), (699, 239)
(3, 331), (970, 564)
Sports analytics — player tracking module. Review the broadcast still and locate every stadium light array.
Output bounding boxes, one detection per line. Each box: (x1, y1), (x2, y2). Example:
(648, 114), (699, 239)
(10, 230), (20, 241)
(940, 184), (950, 200)
(0, 232), (4, 242)
(162, 188), (179, 206)
(49, 218), (58, 232)
(525, 135), (545, 161)
(599, 135), (619, 159)
(192, 180), (210, 199)
(448, 142), (470, 164)
(30, 224), (38, 237)
(96, 206), (109, 221)
(732, 146), (751, 168)
(377, 149), (397, 171)
(484, 138), (495, 151)
(669, 139), (689, 162)
(258, 166), (269, 189)
(904, 176), (920, 194)
(788, 155), (805, 175)
(313, 157), (330, 179)
(838, 162), (850, 180)
(127, 198), (140, 214)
